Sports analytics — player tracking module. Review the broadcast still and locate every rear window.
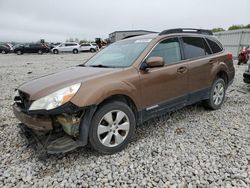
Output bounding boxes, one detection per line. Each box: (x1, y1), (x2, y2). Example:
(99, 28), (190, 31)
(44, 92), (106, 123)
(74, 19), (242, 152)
(182, 37), (205, 59)
(206, 38), (223, 54)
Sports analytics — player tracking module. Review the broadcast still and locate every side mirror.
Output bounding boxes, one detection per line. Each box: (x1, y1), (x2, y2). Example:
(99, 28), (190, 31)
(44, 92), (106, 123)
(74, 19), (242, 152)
(141, 57), (165, 70)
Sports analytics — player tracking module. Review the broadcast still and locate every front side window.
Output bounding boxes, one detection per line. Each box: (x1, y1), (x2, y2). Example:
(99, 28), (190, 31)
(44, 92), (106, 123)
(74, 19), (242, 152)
(182, 37), (205, 59)
(147, 38), (181, 65)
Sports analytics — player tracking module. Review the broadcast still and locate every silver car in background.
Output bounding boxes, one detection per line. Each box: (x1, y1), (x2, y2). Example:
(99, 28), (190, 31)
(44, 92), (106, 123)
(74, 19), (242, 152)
(52, 42), (80, 54)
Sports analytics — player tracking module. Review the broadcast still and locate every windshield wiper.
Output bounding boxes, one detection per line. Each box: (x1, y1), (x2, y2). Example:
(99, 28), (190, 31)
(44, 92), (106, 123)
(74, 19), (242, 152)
(89, 64), (111, 68)
(78, 64), (86, 67)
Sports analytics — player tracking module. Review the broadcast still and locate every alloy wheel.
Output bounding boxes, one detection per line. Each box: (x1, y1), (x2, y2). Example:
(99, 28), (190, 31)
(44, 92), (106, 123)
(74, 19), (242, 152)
(213, 82), (224, 105)
(97, 110), (130, 147)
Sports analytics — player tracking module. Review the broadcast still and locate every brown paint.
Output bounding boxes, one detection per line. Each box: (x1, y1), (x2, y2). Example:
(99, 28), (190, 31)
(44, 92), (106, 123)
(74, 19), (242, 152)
(16, 32), (235, 122)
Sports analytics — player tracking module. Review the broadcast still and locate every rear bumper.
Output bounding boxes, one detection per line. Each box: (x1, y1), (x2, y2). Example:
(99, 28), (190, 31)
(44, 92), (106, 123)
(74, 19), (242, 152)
(243, 71), (250, 84)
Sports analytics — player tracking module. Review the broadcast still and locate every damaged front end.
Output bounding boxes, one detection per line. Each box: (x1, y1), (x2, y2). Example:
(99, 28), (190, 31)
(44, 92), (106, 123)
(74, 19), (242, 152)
(13, 90), (95, 155)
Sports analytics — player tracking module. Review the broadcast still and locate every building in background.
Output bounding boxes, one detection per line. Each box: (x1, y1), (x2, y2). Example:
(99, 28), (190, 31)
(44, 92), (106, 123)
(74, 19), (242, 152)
(109, 30), (157, 43)
(214, 29), (250, 57)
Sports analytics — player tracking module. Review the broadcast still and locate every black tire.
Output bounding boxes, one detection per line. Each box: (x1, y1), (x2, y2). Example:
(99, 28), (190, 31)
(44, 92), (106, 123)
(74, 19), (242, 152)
(16, 50), (22, 55)
(90, 48), (95, 53)
(38, 50), (43, 55)
(89, 101), (136, 154)
(1, 50), (6, 54)
(73, 49), (78, 54)
(53, 49), (59, 54)
(203, 78), (226, 110)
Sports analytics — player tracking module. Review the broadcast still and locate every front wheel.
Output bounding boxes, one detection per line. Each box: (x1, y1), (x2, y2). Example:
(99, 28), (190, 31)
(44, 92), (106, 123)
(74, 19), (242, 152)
(89, 101), (136, 154)
(53, 49), (59, 54)
(1, 50), (6, 54)
(16, 50), (22, 55)
(204, 78), (226, 110)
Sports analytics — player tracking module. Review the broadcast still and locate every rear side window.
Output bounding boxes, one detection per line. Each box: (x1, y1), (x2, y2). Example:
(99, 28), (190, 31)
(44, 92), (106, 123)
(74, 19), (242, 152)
(182, 37), (205, 59)
(206, 38), (223, 53)
(147, 38), (181, 65)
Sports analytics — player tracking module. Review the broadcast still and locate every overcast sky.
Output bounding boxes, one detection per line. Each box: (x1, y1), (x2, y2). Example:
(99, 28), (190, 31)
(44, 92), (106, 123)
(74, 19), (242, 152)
(0, 0), (249, 42)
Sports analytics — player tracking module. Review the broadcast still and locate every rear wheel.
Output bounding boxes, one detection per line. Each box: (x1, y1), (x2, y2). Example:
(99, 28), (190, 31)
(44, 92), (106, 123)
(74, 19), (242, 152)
(38, 50), (43, 55)
(90, 48), (95, 53)
(1, 50), (6, 54)
(89, 101), (136, 154)
(73, 49), (78, 54)
(204, 78), (226, 110)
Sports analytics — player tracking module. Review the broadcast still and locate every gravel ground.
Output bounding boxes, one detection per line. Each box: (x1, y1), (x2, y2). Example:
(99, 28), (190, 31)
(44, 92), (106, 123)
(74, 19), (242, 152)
(0, 53), (250, 188)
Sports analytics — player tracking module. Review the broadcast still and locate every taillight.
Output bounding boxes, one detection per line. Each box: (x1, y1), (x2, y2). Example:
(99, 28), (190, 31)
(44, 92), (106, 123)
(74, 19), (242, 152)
(227, 53), (233, 61)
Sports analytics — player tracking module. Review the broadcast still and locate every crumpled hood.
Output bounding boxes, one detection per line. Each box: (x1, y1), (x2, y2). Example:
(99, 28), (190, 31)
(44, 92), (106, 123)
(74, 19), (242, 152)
(18, 66), (118, 100)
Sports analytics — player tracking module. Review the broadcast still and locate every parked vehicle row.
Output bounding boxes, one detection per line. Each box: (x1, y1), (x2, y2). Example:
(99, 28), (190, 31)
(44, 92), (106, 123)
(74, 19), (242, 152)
(0, 42), (98, 55)
(51, 42), (98, 54)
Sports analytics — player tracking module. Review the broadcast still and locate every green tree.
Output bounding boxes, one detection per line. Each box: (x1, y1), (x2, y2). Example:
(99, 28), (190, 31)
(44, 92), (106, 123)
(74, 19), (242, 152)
(244, 24), (250, 29)
(211, 28), (225, 33)
(228, 25), (245, 30)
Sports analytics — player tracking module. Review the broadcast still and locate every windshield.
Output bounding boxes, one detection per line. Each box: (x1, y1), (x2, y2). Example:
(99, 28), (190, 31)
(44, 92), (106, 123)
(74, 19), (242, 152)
(85, 39), (151, 68)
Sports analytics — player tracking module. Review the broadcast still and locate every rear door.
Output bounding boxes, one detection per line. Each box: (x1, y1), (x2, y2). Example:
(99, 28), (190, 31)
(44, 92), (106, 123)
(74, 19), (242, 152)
(139, 37), (188, 118)
(181, 36), (213, 103)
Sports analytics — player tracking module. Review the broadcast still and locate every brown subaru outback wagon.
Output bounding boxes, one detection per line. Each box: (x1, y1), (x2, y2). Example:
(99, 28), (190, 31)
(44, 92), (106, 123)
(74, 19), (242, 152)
(13, 28), (235, 155)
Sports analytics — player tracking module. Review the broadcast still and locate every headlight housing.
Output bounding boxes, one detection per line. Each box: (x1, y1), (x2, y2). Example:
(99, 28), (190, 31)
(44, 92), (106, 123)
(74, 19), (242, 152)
(29, 83), (81, 111)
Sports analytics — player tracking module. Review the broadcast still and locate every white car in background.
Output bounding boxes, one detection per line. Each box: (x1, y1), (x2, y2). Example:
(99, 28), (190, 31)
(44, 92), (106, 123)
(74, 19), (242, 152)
(52, 42), (80, 54)
(80, 43), (98, 53)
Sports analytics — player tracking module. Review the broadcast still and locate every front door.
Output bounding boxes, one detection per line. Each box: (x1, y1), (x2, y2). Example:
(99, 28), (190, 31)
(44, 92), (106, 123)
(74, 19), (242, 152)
(139, 37), (188, 118)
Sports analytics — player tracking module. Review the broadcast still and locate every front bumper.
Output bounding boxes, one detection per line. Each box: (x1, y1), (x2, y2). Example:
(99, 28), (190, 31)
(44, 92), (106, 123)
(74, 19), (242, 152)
(19, 123), (81, 155)
(13, 104), (53, 133)
(243, 71), (250, 84)
(13, 102), (96, 155)
(13, 103), (85, 154)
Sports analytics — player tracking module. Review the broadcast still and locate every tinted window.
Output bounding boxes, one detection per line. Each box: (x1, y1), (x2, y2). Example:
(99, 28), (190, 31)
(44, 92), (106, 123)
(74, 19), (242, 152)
(206, 38), (222, 53)
(148, 38), (181, 65)
(182, 37), (205, 59)
(66, 43), (77, 46)
(202, 38), (212, 55)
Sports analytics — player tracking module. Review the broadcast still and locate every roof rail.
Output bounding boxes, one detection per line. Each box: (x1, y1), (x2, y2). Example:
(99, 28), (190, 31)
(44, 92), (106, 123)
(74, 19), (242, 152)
(159, 28), (213, 36)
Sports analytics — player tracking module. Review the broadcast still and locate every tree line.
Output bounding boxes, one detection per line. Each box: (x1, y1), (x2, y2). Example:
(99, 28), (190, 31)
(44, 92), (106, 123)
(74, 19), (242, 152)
(212, 24), (250, 33)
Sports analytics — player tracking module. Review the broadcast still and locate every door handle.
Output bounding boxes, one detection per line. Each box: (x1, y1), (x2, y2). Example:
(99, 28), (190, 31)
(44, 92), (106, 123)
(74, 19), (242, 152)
(177, 66), (187, 73)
